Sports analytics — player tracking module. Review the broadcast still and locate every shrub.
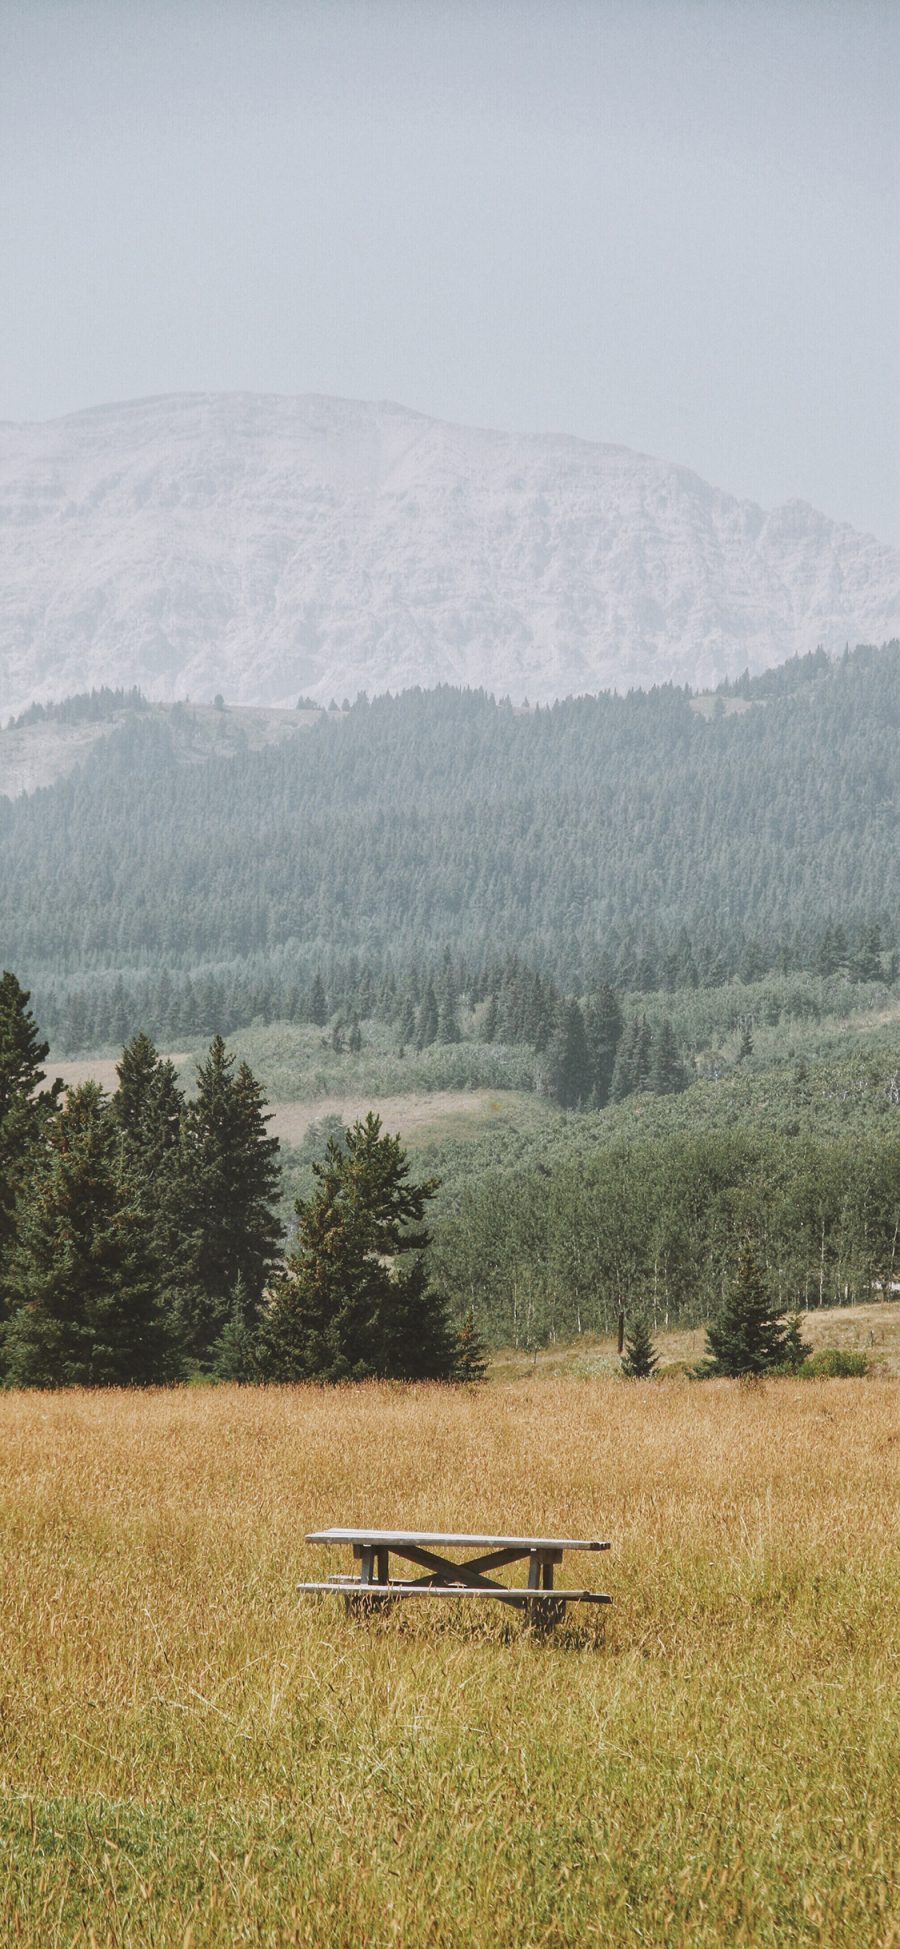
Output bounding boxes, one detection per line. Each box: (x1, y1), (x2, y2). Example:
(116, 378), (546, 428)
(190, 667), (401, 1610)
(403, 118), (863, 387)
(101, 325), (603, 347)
(801, 1348), (868, 1378)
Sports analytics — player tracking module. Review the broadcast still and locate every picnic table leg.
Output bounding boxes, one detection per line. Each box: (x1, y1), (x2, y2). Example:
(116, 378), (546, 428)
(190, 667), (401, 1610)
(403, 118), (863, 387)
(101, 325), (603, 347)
(346, 1544), (386, 1616)
(526, 1551), (563, 1635)
(527, 1550), (556, 1589)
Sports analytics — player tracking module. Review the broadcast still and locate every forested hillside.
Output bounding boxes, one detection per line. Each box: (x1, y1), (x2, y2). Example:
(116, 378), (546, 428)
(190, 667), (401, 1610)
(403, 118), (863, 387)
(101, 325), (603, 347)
(1, 644), (897, 1044)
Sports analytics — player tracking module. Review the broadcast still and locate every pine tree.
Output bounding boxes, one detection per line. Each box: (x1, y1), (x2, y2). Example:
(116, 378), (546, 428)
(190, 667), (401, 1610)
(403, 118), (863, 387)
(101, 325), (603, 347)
(113, 1031), (183, 1176)
(397, 995), (417, 1048)
(3, 1082), (168, 1387)
(211, 1276), (260, 1381)
(541, 1000), (590, 1109)
(454, 1305), (489, 1382)
(705, 1238), (787, 1377)
(649, 1017), (688, 1095)
(109, 976), (131, 1046)
(480, 992), (499, 1042)
(63, 990), (89, 1055)
(257, 1113), (453, 1382)
(815, 924), (839, 978)
(672, 927), (699, 989)
(377, 1252), (456, 1381)
(308, 974), (327, 1027)
(584, 985), (623, 1107)
(853, 924), (883, 984)
(112, 1030), (189, 1361)
(610, 1015), (652, 1101)
(415, 983), (439, 1050)
(780, 1312), (811, 1372)
(738, 939), (765, 984)
(632, 1016), (653, 1091)
(621, 1316), (658, 1379)
(635, 947), (658, 993)
(498, 966), (526, 1042)
(0, 972), (62, 1278)
(175, 1038), (282, 1367)
(524, 974), (555, 1052)
(437, 988), (461, 1043)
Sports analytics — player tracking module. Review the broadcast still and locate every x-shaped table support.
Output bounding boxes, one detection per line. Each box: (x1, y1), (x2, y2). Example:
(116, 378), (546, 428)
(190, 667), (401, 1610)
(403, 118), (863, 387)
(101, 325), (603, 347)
(353, 1539), (562, 1601)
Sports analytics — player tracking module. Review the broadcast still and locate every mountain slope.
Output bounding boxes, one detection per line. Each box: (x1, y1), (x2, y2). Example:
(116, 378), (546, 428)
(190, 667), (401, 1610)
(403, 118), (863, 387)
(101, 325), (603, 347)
(2, 392), (900, 714)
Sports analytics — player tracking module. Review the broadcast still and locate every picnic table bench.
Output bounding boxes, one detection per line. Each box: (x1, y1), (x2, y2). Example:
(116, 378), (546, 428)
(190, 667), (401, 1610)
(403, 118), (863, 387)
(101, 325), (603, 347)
(298, 1528), (612, 1629)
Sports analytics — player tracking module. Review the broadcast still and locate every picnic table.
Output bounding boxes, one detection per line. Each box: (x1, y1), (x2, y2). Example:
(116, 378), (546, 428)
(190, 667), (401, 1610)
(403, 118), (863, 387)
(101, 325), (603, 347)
(298, 1528), (612, 1629)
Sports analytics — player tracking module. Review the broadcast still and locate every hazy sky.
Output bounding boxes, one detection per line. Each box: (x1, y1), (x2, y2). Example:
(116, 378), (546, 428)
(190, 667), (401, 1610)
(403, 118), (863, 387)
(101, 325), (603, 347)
(2, 0), (898, 540)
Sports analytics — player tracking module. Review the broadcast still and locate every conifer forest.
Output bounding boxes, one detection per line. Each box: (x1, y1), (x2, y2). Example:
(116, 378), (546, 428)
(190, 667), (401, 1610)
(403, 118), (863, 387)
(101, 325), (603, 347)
(1, 642), (898, 1382)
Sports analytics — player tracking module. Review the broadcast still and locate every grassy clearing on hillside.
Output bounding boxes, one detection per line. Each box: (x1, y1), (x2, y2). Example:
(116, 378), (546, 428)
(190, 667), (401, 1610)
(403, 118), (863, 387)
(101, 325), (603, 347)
(46, 1069), (543, 1151)
(490, 1298), (900, 1380)
(1, 1382), (897, 1946)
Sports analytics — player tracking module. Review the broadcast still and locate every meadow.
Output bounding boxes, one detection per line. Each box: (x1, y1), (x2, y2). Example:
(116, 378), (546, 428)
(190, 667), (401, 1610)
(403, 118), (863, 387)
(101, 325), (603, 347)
(1, 1379), (898, 1946)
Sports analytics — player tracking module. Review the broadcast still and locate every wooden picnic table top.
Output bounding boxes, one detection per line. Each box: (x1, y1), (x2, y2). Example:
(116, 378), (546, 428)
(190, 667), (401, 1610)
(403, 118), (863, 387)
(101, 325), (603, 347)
(305, 1527), (610, 1552)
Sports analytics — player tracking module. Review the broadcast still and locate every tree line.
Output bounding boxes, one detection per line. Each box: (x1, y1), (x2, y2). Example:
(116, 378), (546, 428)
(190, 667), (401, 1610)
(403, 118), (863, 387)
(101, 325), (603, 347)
(26, 917), (894, 1063)
(2, 973), (896, 1383)
(430, 1125), (900, 1347)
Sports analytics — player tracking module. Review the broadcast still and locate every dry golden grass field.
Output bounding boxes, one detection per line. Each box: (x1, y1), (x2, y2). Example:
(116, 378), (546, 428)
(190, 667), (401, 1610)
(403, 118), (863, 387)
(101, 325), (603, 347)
(1, 1379), (898, 1948)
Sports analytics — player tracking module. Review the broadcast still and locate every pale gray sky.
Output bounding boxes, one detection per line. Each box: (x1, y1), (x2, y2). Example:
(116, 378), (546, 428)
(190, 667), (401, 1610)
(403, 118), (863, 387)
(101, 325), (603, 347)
(1, 0), (898, 540)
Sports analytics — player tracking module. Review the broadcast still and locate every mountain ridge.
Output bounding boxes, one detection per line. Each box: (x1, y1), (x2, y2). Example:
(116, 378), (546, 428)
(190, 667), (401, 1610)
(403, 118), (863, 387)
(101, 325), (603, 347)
(2, 391), (899, 713)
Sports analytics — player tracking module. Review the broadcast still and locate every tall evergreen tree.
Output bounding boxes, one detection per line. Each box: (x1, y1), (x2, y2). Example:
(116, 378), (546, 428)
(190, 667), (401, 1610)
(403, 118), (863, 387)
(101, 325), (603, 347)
(610, 1015), (652, 1101)
(705, 1237), (787, 1377)
(649, 1017), (688, 1095)
(437, 987), (461, 1044)
(415, 983), (439, 1050)
(397, 994), (417, 1048)
(211, 1275), (260, 1382)
(480, 992), (500, 1043)
(113, 1031), (183, 1176)
(541, 1000), (591, 1109)
(584, 985), (623, 1107)
(781, 1312), (811, 1372)
(524, 975), (555, 1052)
(736, 1020), (754, 1062)
(112, 1030), (188, 1360)
(621, 1316), (658, 1379)
(454, 1304), (489, 1382)
(0, 972), (62, 1280)
(175, 1037), (282, 1367)
(4, 1082), (167, 1387)
(853, 924), (883, 983)
(308, 974), (328, 1027)
(258, 1112), (453, 1381)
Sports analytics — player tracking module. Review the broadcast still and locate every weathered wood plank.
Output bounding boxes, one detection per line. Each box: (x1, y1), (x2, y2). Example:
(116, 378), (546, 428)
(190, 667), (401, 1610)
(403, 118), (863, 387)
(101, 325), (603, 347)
(296, 1581), (612, 1604)
(305, 1528), (610, 1551)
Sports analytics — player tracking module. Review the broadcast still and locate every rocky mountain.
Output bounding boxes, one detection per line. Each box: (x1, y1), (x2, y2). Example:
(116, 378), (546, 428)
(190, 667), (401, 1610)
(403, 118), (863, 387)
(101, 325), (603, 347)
(2, 392), (899, 716)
